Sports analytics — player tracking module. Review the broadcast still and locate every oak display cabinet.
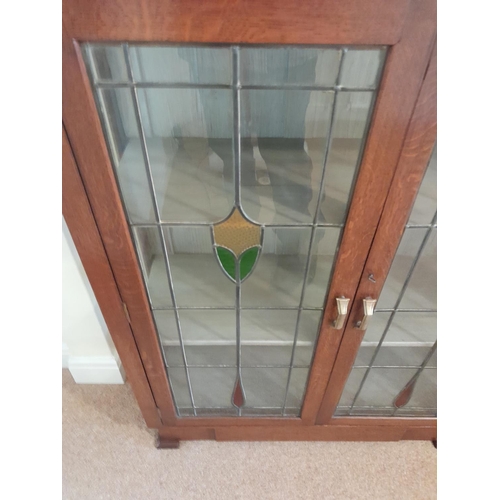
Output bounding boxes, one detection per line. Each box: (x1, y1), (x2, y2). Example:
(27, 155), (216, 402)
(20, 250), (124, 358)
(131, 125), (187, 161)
(63, 0), (437, 447)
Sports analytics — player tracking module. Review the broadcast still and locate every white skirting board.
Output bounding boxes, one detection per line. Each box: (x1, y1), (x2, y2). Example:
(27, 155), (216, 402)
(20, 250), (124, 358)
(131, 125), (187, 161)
(67, 356), (126, 384)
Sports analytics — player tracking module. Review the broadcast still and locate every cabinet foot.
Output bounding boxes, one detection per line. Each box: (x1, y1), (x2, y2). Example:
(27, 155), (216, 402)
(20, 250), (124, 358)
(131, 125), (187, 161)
(156, 434), (180, 449)
(431, 439), (437, 449)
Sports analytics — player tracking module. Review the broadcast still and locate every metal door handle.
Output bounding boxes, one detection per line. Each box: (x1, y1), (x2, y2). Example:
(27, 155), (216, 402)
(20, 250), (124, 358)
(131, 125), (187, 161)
(332, 297), (350, 329)
(356, 298), (377, 330)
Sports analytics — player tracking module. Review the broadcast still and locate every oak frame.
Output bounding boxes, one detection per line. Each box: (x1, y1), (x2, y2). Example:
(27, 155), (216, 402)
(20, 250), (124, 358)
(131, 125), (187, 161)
(62, 0), (437, 440)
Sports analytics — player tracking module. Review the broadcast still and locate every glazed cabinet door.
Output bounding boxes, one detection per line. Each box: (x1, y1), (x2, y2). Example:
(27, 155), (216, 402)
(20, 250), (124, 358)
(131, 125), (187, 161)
(316, 45), (436, 423)
(62, 0), (436, 425)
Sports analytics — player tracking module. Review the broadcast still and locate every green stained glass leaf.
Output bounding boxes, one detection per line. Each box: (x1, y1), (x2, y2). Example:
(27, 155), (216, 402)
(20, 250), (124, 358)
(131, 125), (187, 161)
(239, 247), (259, 281)
(216, 247), (236, 281)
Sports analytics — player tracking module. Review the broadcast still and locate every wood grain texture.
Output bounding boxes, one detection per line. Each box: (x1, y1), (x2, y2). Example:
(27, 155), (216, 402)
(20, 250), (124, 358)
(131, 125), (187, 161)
(301, 0), (437, 425)
(175, 417), (303, 427)
(63, 27), (178, 425)
(402, 427), (437, 441)
(63, 126), (162, 429)
(63, 0), (437, 439)
(315, 42), (437, 424)
(158, 427), (216, 441)
(215, 425), (406, 441)
(331, 417), (437, 427)
(157, 419), (435, 441)
(63, 0), (410, 45)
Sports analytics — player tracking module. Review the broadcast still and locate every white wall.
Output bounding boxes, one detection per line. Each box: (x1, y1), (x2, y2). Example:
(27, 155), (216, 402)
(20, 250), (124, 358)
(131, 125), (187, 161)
(62, 217), (125, 383)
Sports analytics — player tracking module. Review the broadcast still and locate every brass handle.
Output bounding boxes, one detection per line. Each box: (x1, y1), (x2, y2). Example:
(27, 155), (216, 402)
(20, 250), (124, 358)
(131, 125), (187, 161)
(332, 297), (350, 329)
(356, 298), (377, 330)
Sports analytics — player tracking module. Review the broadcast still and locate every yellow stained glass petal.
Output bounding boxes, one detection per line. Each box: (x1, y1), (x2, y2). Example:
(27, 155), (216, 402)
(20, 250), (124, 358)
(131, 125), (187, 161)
(213, 207), (261, 257)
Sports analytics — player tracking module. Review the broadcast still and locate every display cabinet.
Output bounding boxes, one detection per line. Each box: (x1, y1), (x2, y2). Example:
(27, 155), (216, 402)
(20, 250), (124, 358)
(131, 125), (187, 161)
(62, 0), (436, 447)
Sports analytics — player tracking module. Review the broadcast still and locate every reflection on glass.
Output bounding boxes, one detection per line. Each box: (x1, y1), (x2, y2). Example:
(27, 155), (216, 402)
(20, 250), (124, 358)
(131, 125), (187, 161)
(240, 47), (341, 86)
(377, 228), (427, 309)
(400, 229), (436, 309)
(164, 226), (235, 307)
(382, 312), (437, 344)
(242, 227), (311, 307)
(84, 43), (387, 417)
(130, 46), (232, 84)
(132, 227), (173, 308)
(98, 88), (155, 223)
(240, 89), (334, 224)
(321, 92), (374, 224)
(354, 368), (419, 408)
(137, 88), (234, 223)
(341, 49), (385, 88)
(85, 44), (128, 82)
(303, 227), (342, 307)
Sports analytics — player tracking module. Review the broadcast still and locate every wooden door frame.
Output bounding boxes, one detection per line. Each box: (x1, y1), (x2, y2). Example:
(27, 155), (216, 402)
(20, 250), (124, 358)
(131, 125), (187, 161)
(62, 0), (437, 434)
(316, 43), (437, 425)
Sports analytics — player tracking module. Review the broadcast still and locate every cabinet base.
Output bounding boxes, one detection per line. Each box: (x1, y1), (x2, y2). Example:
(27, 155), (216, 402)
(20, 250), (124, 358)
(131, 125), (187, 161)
(156, 434), (180, 449)
(155, 418), (436, 445)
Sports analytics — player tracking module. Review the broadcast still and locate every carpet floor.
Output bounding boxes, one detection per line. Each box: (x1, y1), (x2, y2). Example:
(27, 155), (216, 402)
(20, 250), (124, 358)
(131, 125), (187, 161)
(62, 369), (437, 499)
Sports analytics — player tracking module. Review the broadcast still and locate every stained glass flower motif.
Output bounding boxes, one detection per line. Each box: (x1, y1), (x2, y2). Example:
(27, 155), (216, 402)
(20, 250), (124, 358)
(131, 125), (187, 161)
(212, 207), (262, 283)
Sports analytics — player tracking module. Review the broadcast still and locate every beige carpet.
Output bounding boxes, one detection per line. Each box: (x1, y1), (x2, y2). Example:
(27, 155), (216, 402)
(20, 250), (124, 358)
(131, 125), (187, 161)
(62, 369), (436, 499)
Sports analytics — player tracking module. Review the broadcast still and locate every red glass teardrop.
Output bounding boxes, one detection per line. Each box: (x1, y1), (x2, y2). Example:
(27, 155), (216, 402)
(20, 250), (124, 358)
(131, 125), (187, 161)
(394, 378), (417, 408)
(232, 375), (245, 408)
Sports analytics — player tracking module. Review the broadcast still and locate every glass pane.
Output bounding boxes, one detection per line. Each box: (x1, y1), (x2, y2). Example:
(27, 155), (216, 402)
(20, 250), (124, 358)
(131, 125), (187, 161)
(97, 88), (155, 223)
(165, 226), (235, 307)
(408, 145), (437, 225)
(382, 312), (437, 344)
(355, 368), (418, 407)
(132, 227), (173, 308)
(361, 312), (391, 343)
(241, 309), (295, 367)
(179, 309), (235, 342)
(303, 227), (342, 307)
(241, 368), (289, 408)
(377, 228), (427, 309)
(189, 368), (235, 408)
(242, 227), (311, 307)
(397, 368), (436, 410)
(130, 46), (232, 84)
(358, 345), (433, 367)
(400, 228), (437, 309)
(167, 368), (192, 408)
(240, 47), (341, 86)
(185, 346), (236, 367)
(336, 367), (367, 409)
(320, 92), (374, 224)
(240, 89), (334, 224)
(340, 49), (385, 88)
(296, 310), (323, 366)
(83, 43), (387, 418)
(85, 44), (128, 83)
(154, 310), (177, 341)
(241, 309), (298, 342)
(137, 88), (234, 223)
(285, 368), (310, 408)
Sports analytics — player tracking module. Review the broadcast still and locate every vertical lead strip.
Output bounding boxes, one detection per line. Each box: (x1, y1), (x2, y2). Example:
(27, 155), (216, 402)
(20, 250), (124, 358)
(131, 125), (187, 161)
(232, 46), (242, 207)
(281, 49), (347, 414)
(123, 44), (197, 415)
(348, 212), (437, 414)
(231, 46), (244, 415)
